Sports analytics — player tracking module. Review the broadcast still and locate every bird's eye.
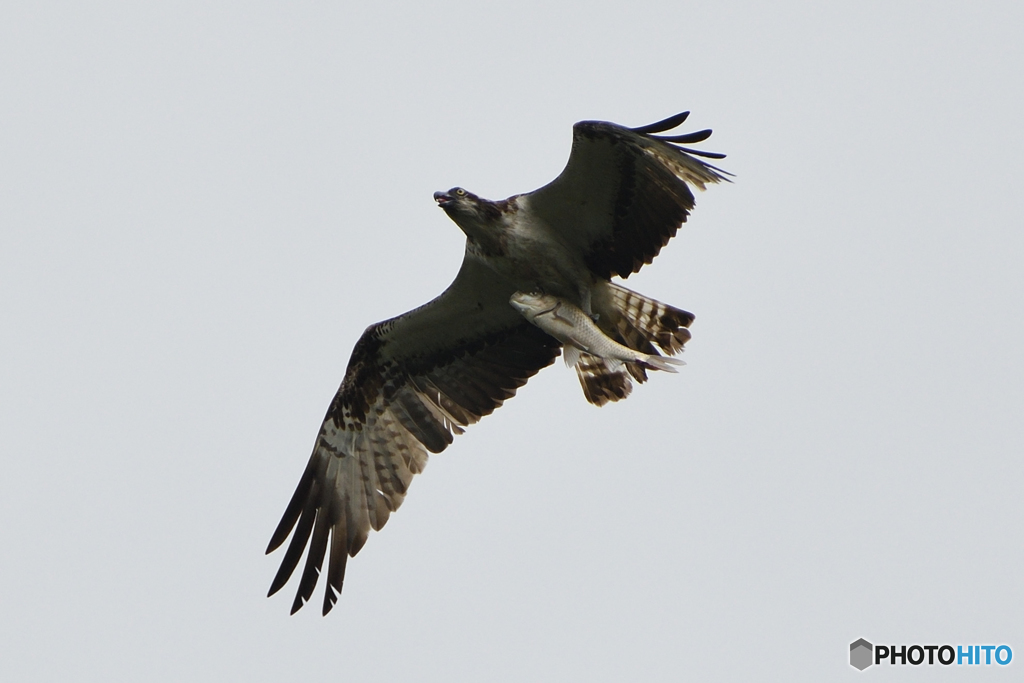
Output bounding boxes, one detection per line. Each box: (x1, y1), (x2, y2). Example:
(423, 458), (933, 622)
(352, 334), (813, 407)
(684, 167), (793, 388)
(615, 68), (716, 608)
(455, 188), (466, 197)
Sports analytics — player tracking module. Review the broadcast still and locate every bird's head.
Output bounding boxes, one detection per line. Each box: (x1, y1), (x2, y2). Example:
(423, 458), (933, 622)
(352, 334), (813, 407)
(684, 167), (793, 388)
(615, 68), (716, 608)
(433, 187), (503, 242)
(433, 187), (478, 213)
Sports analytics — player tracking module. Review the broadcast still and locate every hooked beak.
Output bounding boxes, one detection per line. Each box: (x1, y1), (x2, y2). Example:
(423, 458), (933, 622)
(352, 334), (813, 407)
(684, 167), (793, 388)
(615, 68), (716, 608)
(433, 191), (453, 208)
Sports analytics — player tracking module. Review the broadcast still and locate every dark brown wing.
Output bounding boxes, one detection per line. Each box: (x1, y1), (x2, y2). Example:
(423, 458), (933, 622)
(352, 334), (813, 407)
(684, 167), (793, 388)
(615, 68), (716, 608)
(266, 255), (560, 615)
(524, 112), (730, 280)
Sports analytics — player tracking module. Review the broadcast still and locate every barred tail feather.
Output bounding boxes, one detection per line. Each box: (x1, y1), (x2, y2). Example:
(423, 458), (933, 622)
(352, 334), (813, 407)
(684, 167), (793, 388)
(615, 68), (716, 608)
(570, 283), (693, 404)
(597, 282), (694, 357)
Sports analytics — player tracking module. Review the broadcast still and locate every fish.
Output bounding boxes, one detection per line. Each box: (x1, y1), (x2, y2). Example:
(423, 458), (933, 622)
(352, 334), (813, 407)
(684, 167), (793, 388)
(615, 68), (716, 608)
(509, 291), (684, 373)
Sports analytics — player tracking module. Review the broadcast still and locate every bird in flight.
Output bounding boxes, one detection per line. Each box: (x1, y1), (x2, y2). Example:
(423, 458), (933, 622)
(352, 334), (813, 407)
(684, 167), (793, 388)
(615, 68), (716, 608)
(266, 111), (729, 614)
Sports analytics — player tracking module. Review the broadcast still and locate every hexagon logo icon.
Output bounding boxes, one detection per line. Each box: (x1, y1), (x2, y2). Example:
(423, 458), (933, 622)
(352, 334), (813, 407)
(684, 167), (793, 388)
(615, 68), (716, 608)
(850, 639), (873, 670)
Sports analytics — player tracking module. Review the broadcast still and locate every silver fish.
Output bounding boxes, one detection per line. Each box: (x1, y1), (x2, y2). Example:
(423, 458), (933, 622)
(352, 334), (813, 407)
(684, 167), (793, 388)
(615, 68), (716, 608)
(509, 291), (683, 373)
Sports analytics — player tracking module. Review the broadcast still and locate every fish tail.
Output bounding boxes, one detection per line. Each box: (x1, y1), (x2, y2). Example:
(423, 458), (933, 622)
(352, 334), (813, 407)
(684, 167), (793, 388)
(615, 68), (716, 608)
(639, 354), (685, 374)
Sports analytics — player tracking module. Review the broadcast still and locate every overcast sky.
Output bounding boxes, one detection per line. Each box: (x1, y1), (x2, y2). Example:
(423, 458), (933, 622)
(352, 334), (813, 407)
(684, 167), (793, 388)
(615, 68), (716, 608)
(2, 1), (1022, 681)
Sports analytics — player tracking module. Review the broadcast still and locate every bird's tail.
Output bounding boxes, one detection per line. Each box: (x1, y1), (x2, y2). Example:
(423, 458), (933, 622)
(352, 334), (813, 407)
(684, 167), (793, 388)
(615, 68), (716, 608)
(597, 282), (694, 358)
(574, 283), (693, 405)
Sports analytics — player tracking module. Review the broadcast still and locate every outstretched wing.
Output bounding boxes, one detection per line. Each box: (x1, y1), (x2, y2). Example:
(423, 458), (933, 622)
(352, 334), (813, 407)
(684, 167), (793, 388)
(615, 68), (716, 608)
(266, 255), (561, 615)
(525, 111), (730, 280)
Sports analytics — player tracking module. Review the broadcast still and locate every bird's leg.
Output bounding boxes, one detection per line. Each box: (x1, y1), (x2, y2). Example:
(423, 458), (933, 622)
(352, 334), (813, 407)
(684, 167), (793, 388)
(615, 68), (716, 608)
(579, 286), (599, 321)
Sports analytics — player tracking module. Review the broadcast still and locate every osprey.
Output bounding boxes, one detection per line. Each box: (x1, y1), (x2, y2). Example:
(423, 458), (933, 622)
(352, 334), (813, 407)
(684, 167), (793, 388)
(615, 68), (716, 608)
(266, 111), (729, 614)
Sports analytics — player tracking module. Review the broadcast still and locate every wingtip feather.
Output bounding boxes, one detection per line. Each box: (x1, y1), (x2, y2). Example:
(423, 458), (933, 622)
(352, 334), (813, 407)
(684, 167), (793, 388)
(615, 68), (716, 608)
(630, 111), (690, 135)
(653, 128), (713, 145)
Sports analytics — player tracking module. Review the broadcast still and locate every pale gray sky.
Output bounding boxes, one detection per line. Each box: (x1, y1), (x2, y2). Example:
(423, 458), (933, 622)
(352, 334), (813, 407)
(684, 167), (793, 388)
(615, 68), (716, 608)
(2, 1), (1022, 680)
